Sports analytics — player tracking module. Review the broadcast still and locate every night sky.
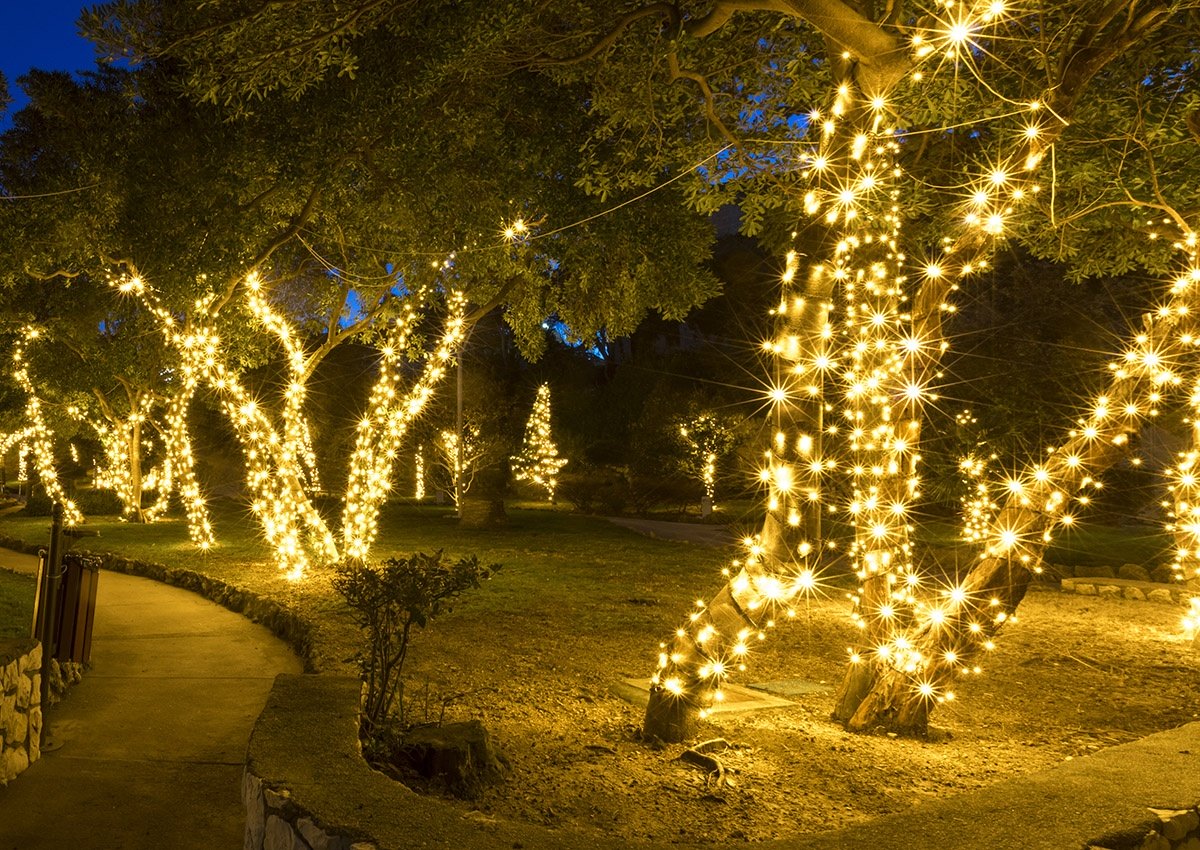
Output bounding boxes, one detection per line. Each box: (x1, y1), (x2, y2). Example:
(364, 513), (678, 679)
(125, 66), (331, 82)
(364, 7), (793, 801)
(1, 2), (96, 127)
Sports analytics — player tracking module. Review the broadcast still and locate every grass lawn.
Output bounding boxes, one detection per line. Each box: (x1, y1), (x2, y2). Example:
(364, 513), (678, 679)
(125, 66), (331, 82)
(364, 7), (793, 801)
(0, 499), (733, 674)
(0, 568), (35, 640)
(0, 499), (1193, 843)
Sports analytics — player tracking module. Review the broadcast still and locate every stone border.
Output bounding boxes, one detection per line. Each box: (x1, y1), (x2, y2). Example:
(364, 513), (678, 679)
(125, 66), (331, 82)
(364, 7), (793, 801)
(1088, 805), (1200, 849)
(1061, 576), (1188, 603)
(0, 535), (318, 672)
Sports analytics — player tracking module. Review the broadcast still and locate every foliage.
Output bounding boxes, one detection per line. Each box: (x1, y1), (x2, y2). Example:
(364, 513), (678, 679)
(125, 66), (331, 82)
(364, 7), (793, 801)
(332, 552), (500, 731)
(0, 568), (35, 640)
(675, 408), (743, 504)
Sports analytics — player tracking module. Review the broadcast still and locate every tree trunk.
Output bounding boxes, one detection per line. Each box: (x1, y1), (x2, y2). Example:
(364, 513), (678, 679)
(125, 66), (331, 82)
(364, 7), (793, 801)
(459, 465), (508, 529)
(126, 415), (146, 523)
(641, 241), (839, 742)
(841, 302), (1182, 732)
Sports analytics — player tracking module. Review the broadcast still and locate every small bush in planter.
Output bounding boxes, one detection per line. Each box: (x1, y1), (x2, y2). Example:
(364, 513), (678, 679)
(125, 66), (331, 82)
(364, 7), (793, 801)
(333, 551), (502, 796)
(333, 551), (500, 732)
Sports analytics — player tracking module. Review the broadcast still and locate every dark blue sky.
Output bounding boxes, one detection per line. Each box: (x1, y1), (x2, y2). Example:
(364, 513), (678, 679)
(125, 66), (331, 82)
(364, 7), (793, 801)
(1, 2), (96, 125)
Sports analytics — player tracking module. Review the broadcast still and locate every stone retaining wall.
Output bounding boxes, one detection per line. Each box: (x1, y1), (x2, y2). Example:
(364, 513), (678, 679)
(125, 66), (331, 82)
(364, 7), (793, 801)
(0, 639), (81, 785)
(0, 639), (41, 784)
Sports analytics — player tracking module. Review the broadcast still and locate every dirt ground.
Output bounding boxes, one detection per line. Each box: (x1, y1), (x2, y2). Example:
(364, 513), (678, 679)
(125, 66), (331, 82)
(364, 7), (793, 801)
(400, 588), (1199, 844)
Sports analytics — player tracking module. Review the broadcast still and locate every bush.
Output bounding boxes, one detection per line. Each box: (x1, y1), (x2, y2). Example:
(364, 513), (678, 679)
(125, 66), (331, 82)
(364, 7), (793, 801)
(20, 484), (54, 517)
(333, 552), (500, 733)
(557, 468), (629, 515)
(72, 488), (124, 515)
(626, 473), (696, 517)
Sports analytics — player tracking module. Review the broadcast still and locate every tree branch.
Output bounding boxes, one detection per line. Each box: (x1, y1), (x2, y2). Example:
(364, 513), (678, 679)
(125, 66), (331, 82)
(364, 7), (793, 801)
(665, 53), (740, 146)
(532, 3), (681, 66)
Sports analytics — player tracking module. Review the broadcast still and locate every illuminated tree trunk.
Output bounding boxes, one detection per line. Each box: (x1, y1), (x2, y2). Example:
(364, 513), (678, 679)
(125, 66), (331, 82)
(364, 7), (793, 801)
(92, 384), (153, 523)
(844, 297), (1194, 733)
(643, 251), (835, 742)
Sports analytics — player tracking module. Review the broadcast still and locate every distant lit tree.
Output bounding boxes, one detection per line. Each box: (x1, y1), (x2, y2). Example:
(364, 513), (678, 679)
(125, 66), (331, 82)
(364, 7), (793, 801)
(513, 383), (568, 501)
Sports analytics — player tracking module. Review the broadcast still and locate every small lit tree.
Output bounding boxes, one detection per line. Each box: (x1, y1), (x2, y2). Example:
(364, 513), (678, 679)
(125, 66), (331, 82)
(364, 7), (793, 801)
(512, 383), (568, 502)
(434, 422), (483, 507)
(676, 411), (739, 512)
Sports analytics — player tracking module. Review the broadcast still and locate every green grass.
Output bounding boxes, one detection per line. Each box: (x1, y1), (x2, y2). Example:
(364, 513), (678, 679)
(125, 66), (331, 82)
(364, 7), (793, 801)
(0, 569), (35, 640)
(917, 519), (1172, 569)
(0, 499), (734, 674)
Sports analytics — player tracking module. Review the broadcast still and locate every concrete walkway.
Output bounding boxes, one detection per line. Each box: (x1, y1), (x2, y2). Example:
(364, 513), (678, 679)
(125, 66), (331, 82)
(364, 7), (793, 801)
(0, 548), (302, 849)
(604, 516), (735, 547)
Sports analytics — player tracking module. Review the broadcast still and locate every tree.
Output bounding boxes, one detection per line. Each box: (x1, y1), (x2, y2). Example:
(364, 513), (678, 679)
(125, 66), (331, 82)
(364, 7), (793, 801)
(76, 0), (1200, 737)
(513, 383), (569, 501)
(2, 23), (721, 571)
(675, 408), (741, 512)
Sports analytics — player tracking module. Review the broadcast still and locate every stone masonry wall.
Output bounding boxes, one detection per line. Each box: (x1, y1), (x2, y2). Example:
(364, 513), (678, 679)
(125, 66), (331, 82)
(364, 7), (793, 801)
(243, 770), (376, 850)
(0, 639), (41, 785)
(0, 638), (85, 785)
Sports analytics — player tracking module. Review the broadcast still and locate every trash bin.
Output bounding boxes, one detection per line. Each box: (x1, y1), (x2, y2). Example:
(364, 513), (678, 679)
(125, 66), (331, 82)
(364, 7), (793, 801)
(53, 553), (100, 664)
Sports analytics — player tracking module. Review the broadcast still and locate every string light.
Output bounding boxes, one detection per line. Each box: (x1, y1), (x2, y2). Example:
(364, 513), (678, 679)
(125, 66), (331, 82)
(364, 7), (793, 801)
(645, 2), (1199, 738)
(512, 383), (568, 502)
(10, 330), (82, 525)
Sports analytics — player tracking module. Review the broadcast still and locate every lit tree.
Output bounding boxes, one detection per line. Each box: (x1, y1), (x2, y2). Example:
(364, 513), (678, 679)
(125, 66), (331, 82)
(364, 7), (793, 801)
(433, 421), (484, 508)
(676, 409), (740, 512)
(6, 9), (722, 574)
(9, 330), (83, 525)
(513, 383), (568, 501)
(73, 0), (1200, 734)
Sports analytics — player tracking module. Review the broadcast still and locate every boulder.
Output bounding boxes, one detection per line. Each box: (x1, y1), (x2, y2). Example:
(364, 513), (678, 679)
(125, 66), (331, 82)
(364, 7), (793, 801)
(1118, 564), (1152, 582)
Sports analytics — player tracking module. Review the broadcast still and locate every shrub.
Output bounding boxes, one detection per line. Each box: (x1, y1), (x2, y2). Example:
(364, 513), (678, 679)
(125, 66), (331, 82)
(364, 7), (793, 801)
(333, 552), (500, 733)
(21, 484), (54, 517)
(72, 488), (124, 515)
(557, 467), (629, 514)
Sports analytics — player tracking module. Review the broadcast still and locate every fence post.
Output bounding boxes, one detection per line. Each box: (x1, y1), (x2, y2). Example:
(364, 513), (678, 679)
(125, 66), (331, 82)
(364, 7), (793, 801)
(38, 502), (65, 712)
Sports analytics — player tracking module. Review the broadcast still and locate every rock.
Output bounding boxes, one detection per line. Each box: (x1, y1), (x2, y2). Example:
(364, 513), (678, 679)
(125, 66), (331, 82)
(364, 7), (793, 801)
(2, 660), (19, 692)
(3, 745), (29, 781)
(1123, 587), (1147, 601)
(264, 814), (306, 850)
(1150, 564), (1175, 583)
(1075, 565), (1117, 579)
(243, 772), (265, 850)
(1158, 809), (1200, 842)
(263, 786), (292, 811)
(1074, 583), (1098, 596)
(296, 817), (351, 850)
(1118, 564), (1152, 582)
(1179, 836), (1200, 850)
(6, 711), (26, 745)
(16, 644), (39, 676)
(392, 720), (507, 798)
(1138, 832), (1170, 850)
(1097, 585), (1121, 598)
(28, 706), (40, 744)
(14, 672), (31, 710)
(1148, 589), (1176, 604)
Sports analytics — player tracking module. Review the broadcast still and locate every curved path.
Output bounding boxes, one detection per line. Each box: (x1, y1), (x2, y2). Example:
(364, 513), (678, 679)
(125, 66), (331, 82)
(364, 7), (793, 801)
(0, 548), (302, 849)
